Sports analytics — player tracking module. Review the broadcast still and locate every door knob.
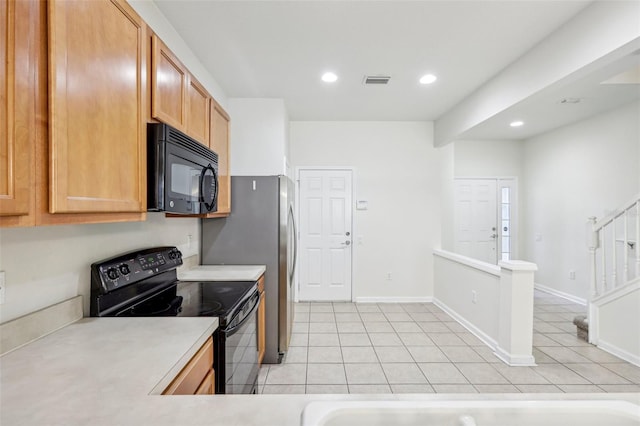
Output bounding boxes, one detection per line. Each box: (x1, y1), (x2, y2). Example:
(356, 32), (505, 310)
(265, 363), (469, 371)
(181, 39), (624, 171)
(346, 231), (351, 236)
(341, 241), (351, 246)
(490, 234), (497, 239)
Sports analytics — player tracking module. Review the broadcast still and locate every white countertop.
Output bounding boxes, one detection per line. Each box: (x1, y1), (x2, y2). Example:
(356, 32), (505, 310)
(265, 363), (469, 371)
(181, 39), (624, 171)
(1, 317), (639, 426)
(178, 264), (266, 282)
(1, 317), (215, 425)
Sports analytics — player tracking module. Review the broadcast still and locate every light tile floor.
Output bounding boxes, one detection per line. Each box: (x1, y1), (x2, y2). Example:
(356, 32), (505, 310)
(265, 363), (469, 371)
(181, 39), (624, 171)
(258, 290), (640, 394)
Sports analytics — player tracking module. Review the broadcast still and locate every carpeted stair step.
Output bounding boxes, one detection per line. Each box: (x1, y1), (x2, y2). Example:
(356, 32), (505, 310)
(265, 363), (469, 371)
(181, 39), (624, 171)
(572, 315), (588, 342)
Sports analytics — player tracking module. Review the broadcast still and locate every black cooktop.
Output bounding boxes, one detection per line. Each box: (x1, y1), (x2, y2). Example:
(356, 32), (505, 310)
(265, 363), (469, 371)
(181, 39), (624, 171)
(90, 247), (258, 321)
(177, 280), (257, 317)
(110, 279), (257, 321)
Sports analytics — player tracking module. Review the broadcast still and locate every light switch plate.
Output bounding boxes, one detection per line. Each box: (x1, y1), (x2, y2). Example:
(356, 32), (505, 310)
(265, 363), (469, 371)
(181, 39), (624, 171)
(0, 271), (5, 304)
(356, 200), (368, 210)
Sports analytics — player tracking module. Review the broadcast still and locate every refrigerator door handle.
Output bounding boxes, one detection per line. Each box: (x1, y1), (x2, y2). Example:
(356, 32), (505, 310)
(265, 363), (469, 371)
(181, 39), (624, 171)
(288, 203), (298, 283)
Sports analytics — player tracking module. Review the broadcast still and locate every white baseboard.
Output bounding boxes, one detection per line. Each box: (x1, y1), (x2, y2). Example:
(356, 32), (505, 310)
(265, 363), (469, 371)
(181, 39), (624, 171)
(354, 297), (434, 304)
(494, 346), (537, 367)
(534, 282), (587, 306)
(434, 298), (538, 366)
(432, 298), (498, 351)
(597, 340), (640, 367)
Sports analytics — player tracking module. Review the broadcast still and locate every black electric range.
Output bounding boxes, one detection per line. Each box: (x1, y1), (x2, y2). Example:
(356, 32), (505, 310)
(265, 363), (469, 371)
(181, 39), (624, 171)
(90, 247), (260, 394)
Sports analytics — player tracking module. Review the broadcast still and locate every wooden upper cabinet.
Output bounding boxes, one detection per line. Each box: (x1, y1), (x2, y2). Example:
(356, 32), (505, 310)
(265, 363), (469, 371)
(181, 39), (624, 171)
(151, 34), (187, 131)
(167, 99), (230, 219)
(151, 34), (210, 146)
(48, 0), (146, 213)
(0, 0), (36, 224)
(186, 76), (210, 145)
(209, 100), (231, 216)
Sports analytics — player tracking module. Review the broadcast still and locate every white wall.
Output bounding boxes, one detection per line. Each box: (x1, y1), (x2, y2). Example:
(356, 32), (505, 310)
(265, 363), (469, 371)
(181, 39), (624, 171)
(597, 283), (640, 366)
(439, 144), (455, 252)
(290, 121), (442, 300)
(453, 139), (525, 258)
(0, 214), (199, 323)
(454, 139), (523, 178)
(433, 251), (501, 345)
(228, 98), (289, 176)
(522, 101), (640, 299)
(435, 1), (640, 146)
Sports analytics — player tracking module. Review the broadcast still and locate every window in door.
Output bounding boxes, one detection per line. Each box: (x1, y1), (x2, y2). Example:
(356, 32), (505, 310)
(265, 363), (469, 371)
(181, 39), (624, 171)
(500, 186), (511, 261)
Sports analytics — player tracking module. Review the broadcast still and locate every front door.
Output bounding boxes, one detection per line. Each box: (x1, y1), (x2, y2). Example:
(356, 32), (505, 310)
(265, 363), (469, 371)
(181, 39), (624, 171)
(453, 178), (517, 264)
(297, 169), (353, 301)
(454, 179), (498, 264)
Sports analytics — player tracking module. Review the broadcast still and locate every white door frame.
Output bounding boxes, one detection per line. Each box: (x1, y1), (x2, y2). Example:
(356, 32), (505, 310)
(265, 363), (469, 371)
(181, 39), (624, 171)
(454, 176), (519, 262)
(294, 166), (355, 302)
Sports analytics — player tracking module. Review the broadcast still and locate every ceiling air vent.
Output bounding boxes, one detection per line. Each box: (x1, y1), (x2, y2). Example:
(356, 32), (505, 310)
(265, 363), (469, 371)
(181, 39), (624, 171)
(364, 75), (391, 85)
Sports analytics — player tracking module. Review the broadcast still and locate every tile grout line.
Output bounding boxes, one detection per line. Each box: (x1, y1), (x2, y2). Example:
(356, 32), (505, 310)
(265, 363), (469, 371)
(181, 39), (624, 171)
(270, 296), (640, 395)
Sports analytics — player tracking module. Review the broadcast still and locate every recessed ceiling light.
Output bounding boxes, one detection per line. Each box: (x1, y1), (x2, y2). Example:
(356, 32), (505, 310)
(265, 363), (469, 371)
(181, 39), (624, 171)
(419, 74), (437, 85)
(321, 72), (338, 83)
(510, 121), (524, 127)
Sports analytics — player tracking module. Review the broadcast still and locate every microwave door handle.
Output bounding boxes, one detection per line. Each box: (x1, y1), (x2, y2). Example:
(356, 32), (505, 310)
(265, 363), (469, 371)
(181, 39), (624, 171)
(212, 164), (219, 209)
(199, 164), (217, 212)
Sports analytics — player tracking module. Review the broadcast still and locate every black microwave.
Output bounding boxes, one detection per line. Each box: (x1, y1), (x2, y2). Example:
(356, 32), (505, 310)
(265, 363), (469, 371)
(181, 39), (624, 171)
(147, 123), (218, 215)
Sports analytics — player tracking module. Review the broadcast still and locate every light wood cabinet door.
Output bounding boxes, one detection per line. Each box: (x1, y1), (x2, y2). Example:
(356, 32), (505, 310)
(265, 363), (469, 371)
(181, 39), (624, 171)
(0, 0), (36, 224)
(48, 0), (146, 213)
(151, 34), (187, 131)
(209, 100), (231, 216)
(195, 370), (215, 395)
(257, 275), (266, 365)
(163, 337), (214, 395)
(186, 76), (210, 145)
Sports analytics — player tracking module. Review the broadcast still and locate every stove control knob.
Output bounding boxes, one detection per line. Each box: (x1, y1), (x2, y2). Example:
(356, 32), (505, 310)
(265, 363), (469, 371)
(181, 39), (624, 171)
(118, 264), (131, 275)
(168, 249), (182, 260)
(106, 268), (119, 280)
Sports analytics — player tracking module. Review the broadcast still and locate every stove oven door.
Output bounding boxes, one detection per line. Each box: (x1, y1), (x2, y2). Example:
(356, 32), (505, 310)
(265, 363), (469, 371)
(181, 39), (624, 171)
(215, 291), (260, 394)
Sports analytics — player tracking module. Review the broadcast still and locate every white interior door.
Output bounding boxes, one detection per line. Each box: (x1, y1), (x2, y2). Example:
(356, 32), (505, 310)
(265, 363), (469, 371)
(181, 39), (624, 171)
(298, 169), (353, 301)
(454, 179), (498, 264)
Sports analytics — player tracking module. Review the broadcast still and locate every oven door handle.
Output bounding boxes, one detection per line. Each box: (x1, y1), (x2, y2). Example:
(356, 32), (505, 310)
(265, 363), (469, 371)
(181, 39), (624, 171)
(224, 292), (260, 337)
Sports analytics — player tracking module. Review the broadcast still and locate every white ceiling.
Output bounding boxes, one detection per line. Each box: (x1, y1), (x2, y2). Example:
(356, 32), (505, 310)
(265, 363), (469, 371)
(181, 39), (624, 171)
(153, 0), (593, 122)
(461, 49), (640, 140)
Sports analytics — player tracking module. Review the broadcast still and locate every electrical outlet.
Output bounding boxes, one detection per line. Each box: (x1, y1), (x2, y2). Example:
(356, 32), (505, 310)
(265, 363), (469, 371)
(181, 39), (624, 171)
(471, 290), (477, 304)
(386, 272), (392, 281)
(0, 271), (5, 305)
(569, 270), (576, 280)
(187, 234), (193, 249)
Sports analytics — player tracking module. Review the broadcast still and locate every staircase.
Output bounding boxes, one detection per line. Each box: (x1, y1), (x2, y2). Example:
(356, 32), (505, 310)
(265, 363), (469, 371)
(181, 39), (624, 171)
(585, 193), (640, 365)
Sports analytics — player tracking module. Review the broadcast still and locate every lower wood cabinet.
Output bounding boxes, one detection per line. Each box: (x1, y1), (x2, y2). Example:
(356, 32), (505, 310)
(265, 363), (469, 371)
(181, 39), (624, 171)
(195, 370), (215, 395)
(163, 336), (214, 395)
(257, 274), (266, 365)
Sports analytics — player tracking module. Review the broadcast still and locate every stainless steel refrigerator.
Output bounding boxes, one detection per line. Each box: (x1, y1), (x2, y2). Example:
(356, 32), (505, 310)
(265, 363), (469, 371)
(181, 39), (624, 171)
(201, 175), (296, 364)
